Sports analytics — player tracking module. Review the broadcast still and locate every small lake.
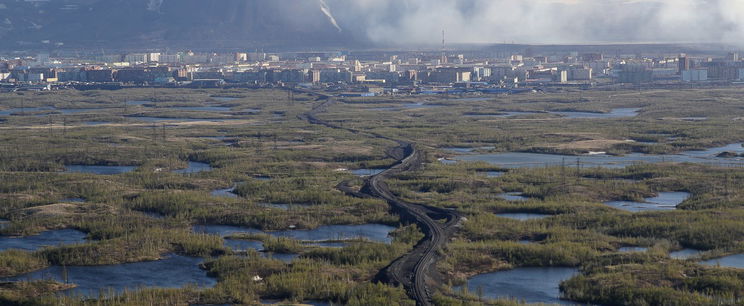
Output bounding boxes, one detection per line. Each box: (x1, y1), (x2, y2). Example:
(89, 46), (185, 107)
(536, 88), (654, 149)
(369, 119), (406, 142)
(619, 247), (649, 253)
(457, 267), (578, 305)
(670, 249), (703, 260)
(699, 254), (744, 269)
(603, 192), (690, 212)
(498, 192), (528, 201)
(0, 229), (87, 251)
(552, 108), (640, 119)
(3, 255), (215, 297)
(496, 213), (550, 221)
(173, 162), (213, 174)
(483, 171), (505, 178)
(351, 169), (385, 177)
(449, 144), (744, 169)
(64, 165), (136, 175)
(222, 239), (297, 263)
(194, 224), (395, 244)
(0, 107), (54, 116)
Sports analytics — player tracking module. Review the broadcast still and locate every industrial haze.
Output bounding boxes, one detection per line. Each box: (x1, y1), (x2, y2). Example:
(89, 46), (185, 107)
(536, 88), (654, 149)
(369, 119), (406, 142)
(2, 0), (744, 50)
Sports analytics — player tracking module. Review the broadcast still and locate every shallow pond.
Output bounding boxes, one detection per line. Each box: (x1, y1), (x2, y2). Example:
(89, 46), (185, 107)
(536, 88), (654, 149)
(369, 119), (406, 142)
(699, 254), (744, 269)
(450, 144), (744, 169)
(351, 169), (385, 177)
(603, 192), (690, 212)
(173, 162), (213, 174)
(457, 267), (579, 304)
(483, 171), (505, 178)
(0, 229), (87, 251)
(64, 165), (136, 175)
(194, 224), (395, 244)
(619, 247), (649, 253)
(498, 192), (528, 201)
(496, 213), (550, 221)
(0, 107), (54, 116)
(552, 108), (640, 119)
(670, 249), (703, 260)
(3, 255), (215, 297)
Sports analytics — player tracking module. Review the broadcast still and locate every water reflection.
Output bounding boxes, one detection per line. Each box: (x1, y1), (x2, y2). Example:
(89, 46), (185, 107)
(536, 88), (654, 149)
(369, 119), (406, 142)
(603, 192), (690, 212)
(457, 267), (579, 305)
(2, 255), (215, 297)
(0, 229), (87, 251)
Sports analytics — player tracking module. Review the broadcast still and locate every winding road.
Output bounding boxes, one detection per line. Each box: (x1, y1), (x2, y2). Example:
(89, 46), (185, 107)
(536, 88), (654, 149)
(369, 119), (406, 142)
(298, 93), (462, 306)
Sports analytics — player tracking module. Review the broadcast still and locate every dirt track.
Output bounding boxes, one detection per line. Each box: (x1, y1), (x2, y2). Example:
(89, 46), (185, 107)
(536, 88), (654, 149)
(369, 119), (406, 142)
(299, 93), (462, 306)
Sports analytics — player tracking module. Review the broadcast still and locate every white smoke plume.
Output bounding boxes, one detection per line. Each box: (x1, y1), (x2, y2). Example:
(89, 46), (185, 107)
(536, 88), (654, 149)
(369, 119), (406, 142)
(325, 0), (744, 46)
(319, 0), (343, 32)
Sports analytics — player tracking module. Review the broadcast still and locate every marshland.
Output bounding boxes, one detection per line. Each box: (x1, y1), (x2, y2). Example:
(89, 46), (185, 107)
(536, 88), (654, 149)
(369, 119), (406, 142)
(2, 87), (744, 305)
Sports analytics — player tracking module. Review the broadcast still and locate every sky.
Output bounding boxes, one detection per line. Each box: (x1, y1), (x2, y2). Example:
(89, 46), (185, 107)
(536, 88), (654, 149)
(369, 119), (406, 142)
(321, 0), (744, 46)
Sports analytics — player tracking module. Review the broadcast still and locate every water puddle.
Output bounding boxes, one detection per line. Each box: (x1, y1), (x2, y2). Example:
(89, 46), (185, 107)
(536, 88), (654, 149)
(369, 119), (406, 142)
(618, 247), (648, 253)
(351, 169), (385, 177)
(2, 255), (215, 297)
(670, 249), (703, 260)
(603, 192), (690, 212)
(64, 165), (136, 175)
(457, 267), (579, 305)
(483, 171), (505, 178)
(699, 254), (744, 269)
(495, 213), (550, 221)
(448, 144), (744, 168)
(498, 193), (528, 201)
(0, 107), (54, 116)
(211, 186), (237, 198)
(552, 108), (640, 119)
(173, 162), (212, 174)
(193, 224), (395, 244)
(0, 229), (87, 251)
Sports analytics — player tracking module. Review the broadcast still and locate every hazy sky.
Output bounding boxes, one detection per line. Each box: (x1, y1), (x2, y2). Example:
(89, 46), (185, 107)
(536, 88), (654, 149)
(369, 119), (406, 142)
(322, 0), (744, 45)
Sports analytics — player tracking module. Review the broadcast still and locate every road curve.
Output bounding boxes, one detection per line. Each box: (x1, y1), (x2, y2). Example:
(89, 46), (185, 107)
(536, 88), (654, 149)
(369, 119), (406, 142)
(298, 95), (462, 306)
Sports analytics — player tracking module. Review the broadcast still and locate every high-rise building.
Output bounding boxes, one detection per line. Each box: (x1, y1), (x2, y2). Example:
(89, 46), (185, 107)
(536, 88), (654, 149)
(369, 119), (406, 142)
(678, 55), (690, 73)
(728, 52), (740, 62)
